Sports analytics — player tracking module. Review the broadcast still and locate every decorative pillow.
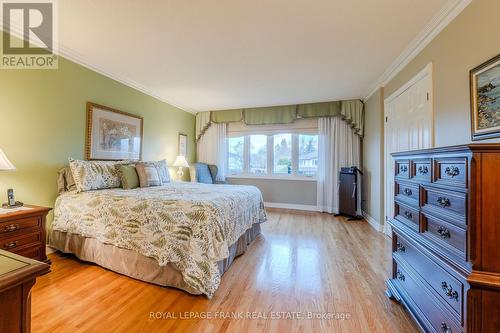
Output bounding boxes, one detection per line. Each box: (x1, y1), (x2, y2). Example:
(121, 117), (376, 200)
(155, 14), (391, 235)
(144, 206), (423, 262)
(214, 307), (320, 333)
(191, 163), (214, 184)
(147, 159), (170, 184)
(136, 163), (161, 187)
(57, 167), (77, 194)
(69, 159), (126, 192)
(116, 164), (140, 190)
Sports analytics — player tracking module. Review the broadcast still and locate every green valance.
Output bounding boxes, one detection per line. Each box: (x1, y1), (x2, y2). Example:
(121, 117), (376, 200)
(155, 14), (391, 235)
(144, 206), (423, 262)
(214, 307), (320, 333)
(244, 105), (297, 125)
(211, 109), (243, 123)
(196, 111), (211, 141)
(197, 99), (364, 141)
(340, 99), (364, 137)
(297, 101), (341, 118)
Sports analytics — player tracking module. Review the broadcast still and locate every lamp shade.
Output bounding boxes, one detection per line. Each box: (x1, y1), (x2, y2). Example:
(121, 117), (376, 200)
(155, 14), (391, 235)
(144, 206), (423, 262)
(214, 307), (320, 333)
(0, 149), (15, 171)
(173, 155), (189, 168)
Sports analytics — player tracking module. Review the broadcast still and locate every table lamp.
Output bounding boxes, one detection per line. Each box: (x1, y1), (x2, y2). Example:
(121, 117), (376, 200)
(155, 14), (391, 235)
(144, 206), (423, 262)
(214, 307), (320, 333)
(0, 148), (21, 208)
(173, 155), (189, 179)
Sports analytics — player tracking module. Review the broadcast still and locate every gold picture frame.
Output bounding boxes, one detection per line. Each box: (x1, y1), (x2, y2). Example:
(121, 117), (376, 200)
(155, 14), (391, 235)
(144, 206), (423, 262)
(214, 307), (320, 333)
(85, 102), (143, 160)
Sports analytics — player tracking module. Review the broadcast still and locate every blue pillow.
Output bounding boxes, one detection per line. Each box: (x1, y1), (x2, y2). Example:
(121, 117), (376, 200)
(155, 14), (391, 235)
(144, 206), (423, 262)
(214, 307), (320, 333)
(195, 164), (214, 184)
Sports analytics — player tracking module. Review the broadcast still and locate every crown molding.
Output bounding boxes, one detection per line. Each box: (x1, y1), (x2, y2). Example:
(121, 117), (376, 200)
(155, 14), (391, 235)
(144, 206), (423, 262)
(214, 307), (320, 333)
(363, 0), (472, 100)
(363, 84), (382, 102)
(1, 26), (197, 115)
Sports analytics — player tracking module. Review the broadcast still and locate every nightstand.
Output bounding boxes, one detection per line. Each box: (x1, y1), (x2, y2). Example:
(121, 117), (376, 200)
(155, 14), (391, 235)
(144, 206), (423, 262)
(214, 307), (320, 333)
(0, 205), (52, 263)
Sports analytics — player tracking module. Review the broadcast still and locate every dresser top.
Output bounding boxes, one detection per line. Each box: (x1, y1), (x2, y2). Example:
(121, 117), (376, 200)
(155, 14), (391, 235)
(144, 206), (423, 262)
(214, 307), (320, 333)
(391, 143), (500, 157)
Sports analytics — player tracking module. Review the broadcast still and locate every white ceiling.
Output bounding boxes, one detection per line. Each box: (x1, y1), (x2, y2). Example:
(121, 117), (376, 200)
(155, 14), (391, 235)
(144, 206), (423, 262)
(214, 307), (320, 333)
(56, 0), (450, 112)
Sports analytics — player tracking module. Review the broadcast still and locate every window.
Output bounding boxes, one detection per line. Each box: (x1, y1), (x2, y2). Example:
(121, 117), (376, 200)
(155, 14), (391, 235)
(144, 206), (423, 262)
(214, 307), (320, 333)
(227, 136), (244, 174)
(298, 134), (319, 177)
(226, 133), (319, 178)
(249, 135), (267, 174)
(273, 134), (291, 174)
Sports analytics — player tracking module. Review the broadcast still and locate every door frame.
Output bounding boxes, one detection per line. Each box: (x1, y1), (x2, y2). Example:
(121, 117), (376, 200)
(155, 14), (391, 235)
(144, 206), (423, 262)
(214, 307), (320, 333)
(383, 63), (434, 236)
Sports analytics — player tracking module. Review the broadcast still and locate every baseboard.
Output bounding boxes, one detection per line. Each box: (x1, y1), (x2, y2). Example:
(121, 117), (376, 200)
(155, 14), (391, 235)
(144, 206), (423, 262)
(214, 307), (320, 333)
(384, 223), (393, 237)
(264, 202), (319, 212)
(362, 211), (383, 232)
(46, 245), (58, 255)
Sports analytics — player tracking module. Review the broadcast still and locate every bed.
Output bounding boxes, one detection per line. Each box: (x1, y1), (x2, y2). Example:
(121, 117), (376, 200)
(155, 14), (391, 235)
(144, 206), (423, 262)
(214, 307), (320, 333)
(49, 182), (267, 298)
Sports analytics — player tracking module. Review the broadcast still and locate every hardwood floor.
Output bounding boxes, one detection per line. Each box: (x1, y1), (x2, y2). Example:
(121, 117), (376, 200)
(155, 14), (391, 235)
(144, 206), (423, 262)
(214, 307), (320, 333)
(31, 209), (418, 333)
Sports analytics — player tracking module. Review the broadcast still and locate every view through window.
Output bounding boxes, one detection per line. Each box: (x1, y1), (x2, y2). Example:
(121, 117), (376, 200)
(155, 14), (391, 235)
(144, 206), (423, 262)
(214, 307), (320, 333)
(227, 133), (318, 178)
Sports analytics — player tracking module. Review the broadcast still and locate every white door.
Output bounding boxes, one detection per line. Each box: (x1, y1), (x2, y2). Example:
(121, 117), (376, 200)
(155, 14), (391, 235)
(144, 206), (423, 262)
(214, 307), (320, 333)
(383, 64), (433, 235)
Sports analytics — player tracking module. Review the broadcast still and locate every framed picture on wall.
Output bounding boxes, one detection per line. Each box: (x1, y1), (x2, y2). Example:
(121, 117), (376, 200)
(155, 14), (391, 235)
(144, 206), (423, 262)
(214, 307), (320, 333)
(470, 53), (500, 140)
(178, 133), (187, 156)
(86, 102), (143, 160)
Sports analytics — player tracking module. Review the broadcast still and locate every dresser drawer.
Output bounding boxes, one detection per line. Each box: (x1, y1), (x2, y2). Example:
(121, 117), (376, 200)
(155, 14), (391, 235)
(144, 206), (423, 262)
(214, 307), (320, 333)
(393, 260), (461, 333)
(0, 216), (42, 236)
(394, 232), (464, 320)
(395, 201), (420, 232)
(422, 213), (467, 260)
(434, 157), (468, 188)
(412, 159), (432, 182)
(0, 231), (42, 252)
(422, 186), (467, 224)
(395, 181), (419, 207)
(395, 160), (410, 179)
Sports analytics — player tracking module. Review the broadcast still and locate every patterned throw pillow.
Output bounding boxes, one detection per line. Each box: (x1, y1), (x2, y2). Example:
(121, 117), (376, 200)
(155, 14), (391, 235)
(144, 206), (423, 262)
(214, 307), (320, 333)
(69, 159), (127, 192)
(136, 163), (162, 187)
(116, 164), (140, 190)
(147, 160), (170, 184)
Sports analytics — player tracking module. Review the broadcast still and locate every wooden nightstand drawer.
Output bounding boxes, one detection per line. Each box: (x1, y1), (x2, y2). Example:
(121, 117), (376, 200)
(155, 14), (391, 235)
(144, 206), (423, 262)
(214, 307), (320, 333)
(0, 205), (51, 263)
(0, 231), (42, 252)
(12, 244), (44, 261)
(0, 216), (41, 235)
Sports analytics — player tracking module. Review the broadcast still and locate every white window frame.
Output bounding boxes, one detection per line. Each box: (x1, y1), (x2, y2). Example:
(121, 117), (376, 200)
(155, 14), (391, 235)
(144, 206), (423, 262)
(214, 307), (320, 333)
(226, 133), (318, 181)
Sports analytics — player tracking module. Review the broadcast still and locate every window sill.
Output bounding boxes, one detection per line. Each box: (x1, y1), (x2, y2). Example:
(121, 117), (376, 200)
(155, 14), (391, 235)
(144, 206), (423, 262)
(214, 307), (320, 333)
(227, 175), (317, 182)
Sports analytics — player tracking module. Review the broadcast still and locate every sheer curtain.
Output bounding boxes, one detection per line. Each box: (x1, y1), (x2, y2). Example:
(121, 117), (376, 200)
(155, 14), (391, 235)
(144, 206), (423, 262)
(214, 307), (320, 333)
(196, 123), (227, 181)
(317, 117), (361, 214)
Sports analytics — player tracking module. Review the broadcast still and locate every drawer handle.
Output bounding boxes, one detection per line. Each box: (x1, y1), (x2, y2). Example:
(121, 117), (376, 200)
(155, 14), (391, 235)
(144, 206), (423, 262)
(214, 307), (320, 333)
(403, 188), (412, 196)
(396, 242), (406, 252)
(396, 270), (405, 281)
(400, 165), (408, 173)
(441, 282), (459, 301)
(436, 196), (451, 208)
(4, 224), (20, 232)
(403, 211), (413, 220)
(444, 166), (460, 177)
(441, 322), (453, 333)
(418, 165), (429, 175)
(3, 241), (18, 249)
(437, 226), (451, 239)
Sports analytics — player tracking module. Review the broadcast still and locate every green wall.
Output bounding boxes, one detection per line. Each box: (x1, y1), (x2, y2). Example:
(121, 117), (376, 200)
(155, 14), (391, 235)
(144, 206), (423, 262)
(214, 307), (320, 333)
(0, 37), (196, 224)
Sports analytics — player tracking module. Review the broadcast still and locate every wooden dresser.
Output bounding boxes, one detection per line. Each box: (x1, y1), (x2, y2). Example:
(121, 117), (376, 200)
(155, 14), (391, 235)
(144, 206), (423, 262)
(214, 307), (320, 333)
(0, 249), (49, 333)
(386, 144), (500, 333)
(0, 206), (51, 263)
